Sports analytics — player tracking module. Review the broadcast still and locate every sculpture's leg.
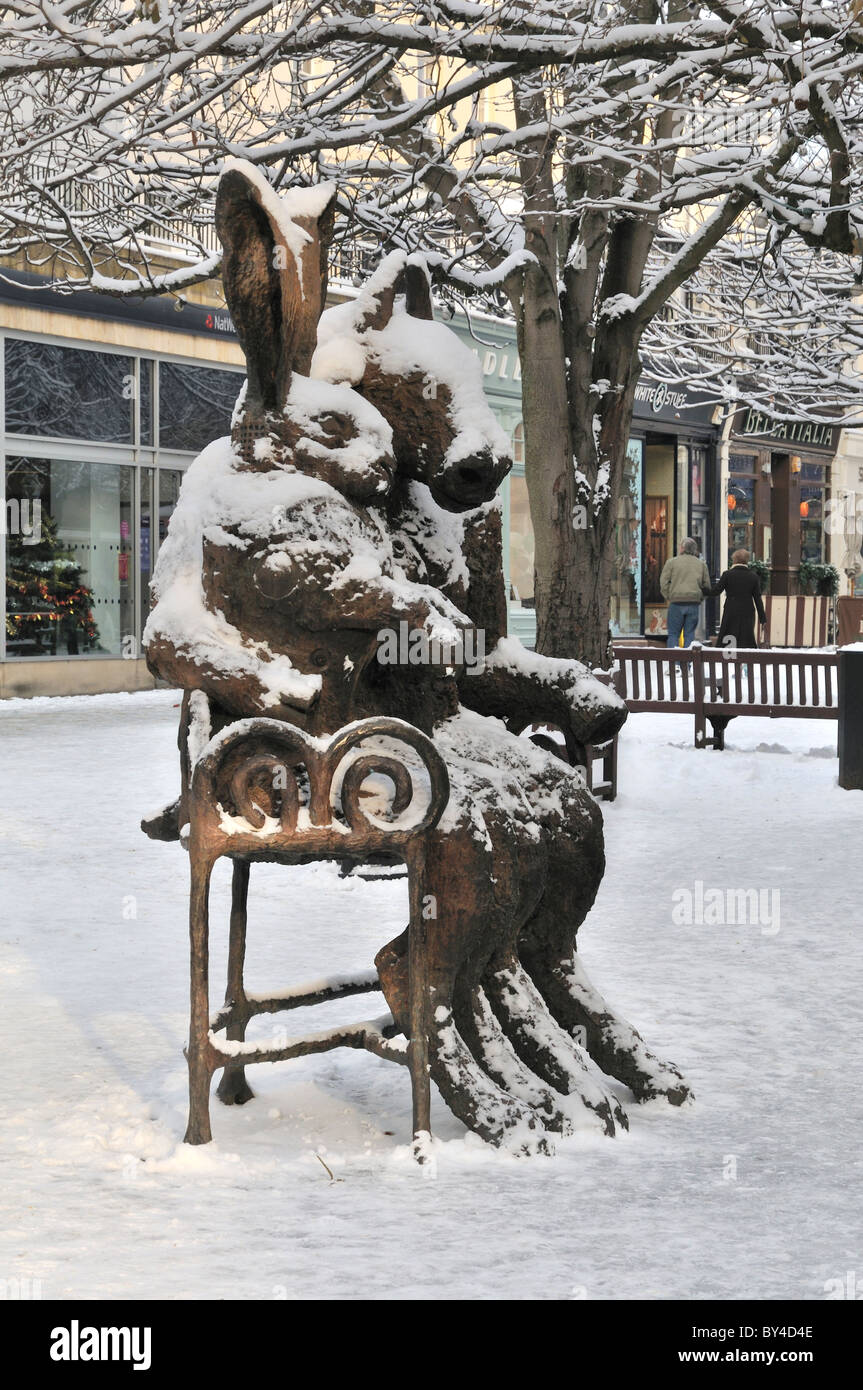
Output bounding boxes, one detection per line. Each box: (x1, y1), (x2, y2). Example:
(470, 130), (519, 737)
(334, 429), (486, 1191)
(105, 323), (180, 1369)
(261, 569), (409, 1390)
(522, 943), (692, 1107)
(482, 952), (627, 1135)
(450, 778), (626, 1134)
(515, 783), (692, 1106)
(216, 859), (255, 1106)
(376, 822), (552, 1156)
(451, 968), (576, 1136)
(184, 851), (215, 1145)
(446, 816), (621, 1138)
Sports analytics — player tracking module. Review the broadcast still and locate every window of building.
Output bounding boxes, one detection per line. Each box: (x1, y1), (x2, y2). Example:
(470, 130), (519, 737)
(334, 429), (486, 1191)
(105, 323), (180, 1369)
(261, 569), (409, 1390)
(1, 331), (248, 664)
(158, 361), (245, 452)
(799, 461), (826, 563)
(140, 358), (155, 447)
(728, 453), (757, 559)
(512, 420), (524, 466)
(4, 455), (134, 658)
(5, 339), (134, 443)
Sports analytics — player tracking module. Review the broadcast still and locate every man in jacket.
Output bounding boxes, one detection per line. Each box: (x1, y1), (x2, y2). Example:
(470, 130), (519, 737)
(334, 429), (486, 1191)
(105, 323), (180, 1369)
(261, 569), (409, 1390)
(660, 538), (712, 648)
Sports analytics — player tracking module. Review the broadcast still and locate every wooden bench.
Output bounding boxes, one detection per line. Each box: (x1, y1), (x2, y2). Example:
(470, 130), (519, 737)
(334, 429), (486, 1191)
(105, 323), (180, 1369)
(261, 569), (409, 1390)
(611, 643), (838, 750)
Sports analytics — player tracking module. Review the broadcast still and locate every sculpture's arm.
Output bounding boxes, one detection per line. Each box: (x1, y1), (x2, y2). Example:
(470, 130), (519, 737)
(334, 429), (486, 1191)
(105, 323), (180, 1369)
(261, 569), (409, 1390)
(256, 541), (474, 649)
(144, 616), (323, 723)
(452, 505), (627, 748)
(459, 638), (627, 750)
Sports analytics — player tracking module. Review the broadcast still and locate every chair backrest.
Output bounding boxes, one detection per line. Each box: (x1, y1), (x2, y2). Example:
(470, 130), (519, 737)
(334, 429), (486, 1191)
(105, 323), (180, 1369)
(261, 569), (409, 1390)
(188, 715), (450, 868)
(765, 594), (830, 648)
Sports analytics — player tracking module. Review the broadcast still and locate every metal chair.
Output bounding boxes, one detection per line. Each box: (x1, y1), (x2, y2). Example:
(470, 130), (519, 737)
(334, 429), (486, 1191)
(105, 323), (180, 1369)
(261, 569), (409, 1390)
(183, 715), (449, 1162)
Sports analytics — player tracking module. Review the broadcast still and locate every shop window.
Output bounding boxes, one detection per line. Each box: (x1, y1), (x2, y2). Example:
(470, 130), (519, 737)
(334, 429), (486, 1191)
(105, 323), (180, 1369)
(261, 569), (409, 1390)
(799, 463), (826, 563)
(140, 359), (155, 446)
(159, 470), (183, 545)
(159, 362), (245, 452)
(611, 438), (642, 636)
(508, 473), (534, 608)
(644, 495), (669, 601)
(728, 455), (757, 559)
(5, 339), (134, 443)
(5, 456), (133, 658)
(690, 446), (706, 506)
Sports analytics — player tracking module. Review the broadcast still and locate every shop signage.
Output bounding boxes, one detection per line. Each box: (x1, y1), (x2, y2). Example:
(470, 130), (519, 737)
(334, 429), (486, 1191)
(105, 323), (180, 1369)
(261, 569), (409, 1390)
(738, 408), (835, 451)
(632, 368), (716, 428)
(633, 380), (689, 413)
(0, 269), (238, 339)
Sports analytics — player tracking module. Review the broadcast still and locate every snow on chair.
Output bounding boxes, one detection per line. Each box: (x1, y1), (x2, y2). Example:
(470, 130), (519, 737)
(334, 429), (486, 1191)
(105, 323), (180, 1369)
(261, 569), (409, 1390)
(184, 716), (449, 1159)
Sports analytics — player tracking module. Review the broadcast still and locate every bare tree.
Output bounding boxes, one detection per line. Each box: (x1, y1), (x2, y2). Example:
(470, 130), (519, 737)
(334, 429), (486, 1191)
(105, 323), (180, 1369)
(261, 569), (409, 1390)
(3, 1), (863, 662)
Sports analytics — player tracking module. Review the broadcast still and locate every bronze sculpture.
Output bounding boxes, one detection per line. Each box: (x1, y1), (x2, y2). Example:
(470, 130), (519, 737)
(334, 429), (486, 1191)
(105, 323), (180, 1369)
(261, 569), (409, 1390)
(144, 161), (690, 1155)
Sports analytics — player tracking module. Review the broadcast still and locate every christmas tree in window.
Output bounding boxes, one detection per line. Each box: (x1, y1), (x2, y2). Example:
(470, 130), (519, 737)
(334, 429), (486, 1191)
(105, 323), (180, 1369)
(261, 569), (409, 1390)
(5, 512), (99, 656)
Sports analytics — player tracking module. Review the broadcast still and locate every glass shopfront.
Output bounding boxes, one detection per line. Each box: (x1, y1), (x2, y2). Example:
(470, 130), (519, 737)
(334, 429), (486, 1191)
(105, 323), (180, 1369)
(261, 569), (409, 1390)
(727, 454), (758, 559)
(728, 412), (838, 594)
(799, 461), (826, 563)
(1, 333), (244, 663)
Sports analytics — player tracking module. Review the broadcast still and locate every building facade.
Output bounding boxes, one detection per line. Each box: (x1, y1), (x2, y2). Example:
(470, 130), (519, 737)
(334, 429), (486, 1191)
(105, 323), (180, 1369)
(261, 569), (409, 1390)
(724, 407), (840, 591)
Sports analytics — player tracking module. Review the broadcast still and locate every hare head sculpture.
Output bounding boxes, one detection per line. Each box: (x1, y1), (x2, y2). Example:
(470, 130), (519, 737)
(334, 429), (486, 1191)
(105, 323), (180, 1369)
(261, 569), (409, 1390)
(312, 251), (512, 512)
(217, 159), (394, 501)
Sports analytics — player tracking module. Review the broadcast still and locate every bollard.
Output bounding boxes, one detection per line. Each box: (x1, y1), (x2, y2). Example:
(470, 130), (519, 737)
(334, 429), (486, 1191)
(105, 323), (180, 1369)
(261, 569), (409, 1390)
(838, 646), (863, 790)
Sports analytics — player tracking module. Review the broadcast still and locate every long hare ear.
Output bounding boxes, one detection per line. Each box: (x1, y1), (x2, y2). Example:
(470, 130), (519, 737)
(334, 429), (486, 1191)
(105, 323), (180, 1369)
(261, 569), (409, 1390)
(352, 249), (407, 332)
(401, 255), (434, 320)
(216, 160), (337, 410)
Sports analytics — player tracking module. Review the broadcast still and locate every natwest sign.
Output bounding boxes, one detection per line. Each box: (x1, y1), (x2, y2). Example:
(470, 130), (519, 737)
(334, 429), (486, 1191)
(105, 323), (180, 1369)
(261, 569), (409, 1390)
(204, 311), (235, 334)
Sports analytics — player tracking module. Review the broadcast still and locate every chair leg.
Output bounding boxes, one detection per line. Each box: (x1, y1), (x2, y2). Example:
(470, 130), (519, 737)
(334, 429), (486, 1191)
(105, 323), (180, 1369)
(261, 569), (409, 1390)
(184, 851), (215, 1145)
(217, 859), (255, 1106)
(407, 849), (432, 1161)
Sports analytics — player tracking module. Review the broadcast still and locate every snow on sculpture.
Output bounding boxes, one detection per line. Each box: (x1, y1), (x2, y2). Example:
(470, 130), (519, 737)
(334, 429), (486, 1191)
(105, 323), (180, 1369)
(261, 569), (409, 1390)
(144, 161), (691, 1154)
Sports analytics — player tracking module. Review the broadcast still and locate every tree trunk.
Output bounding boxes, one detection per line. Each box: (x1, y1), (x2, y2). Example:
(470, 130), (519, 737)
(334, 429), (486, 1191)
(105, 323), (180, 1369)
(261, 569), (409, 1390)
(515, 274), (641, 668)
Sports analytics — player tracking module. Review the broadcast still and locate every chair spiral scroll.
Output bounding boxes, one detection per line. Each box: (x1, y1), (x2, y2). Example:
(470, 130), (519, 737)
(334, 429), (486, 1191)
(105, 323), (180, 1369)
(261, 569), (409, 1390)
(189, 715), (450, 858)
(184, 716), (450, 1157)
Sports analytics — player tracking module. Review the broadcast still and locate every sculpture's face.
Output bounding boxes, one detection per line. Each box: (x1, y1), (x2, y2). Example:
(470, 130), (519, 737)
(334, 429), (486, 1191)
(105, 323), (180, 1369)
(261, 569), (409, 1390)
(313, 255), (513, 513)
(229, 376), (396, 506)
(358, 342), (512, 514)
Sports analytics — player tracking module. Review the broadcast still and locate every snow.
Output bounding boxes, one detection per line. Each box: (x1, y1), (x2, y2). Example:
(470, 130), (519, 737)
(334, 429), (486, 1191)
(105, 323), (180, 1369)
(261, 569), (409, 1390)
(1, 689), (860, 1300)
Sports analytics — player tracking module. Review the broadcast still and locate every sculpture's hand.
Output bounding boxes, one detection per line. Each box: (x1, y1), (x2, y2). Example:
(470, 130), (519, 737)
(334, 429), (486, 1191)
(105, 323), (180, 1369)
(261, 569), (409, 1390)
(459, 637), (627, 754)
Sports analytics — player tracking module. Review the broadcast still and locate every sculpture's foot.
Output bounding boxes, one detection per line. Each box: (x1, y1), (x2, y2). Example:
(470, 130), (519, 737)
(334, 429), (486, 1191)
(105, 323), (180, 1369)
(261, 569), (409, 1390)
(216, 1068), (255, 1106)
(454, 979), (575, 1136)
(484, 958), (626, 1136)
(141, 799), (181, 842)
(523, 947), (693, 1107)
(376, 939), (552, 1155)
(430, 1003), (553, 1155)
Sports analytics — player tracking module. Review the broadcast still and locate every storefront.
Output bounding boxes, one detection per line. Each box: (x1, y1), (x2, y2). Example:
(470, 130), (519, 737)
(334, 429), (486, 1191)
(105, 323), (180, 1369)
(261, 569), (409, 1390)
(0, 272), (244, 697)
(612, 373), (719, 640)
(725, 408), (839, 593)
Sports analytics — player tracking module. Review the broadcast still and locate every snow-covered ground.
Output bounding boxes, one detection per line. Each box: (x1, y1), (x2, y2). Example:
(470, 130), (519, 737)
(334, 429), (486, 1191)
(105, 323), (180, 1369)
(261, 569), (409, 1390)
(1, 689), (860, 1301)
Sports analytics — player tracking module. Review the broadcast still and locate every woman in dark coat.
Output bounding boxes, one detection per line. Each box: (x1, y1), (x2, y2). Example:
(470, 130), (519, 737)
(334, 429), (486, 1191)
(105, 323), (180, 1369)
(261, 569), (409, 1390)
(712, 548), (767, 648)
